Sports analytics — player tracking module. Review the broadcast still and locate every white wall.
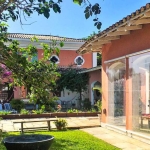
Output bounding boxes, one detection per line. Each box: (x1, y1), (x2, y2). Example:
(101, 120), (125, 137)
(57, 88), (79, 108)
(93, 52), (97, 67)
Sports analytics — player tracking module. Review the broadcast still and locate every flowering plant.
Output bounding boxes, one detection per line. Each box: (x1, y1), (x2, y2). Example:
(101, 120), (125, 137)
(57, 104), (61, 112)
(54, 118), (68, 130)
(0, 64), (13, 83)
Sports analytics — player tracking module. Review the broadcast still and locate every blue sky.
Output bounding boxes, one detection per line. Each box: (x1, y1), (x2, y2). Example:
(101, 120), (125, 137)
(7, 0), (150, 39)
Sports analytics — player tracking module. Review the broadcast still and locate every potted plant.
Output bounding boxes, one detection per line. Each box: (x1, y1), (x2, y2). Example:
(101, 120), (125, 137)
(54, 118), (68, 130)
(94, 100), (102, 126)
(95, 100), (102, 113)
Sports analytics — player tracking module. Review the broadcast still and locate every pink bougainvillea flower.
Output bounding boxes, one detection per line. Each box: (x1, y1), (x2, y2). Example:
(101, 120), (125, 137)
(1, 64), (6, 69)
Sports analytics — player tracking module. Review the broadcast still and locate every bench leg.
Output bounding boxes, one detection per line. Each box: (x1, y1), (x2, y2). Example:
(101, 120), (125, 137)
(47, 121), (51, 131)
(141, 118), (143, 128)
(21, 122), (24, 134)
(148, 120), (150, 129)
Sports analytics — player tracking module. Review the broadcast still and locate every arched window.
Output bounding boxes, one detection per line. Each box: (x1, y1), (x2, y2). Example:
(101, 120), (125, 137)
(107, 59), (126, 126)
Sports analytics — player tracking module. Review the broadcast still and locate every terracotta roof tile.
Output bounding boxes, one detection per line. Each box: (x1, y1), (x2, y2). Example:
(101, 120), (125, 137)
(77, 3), (150, 53)
(8, 33), (85, 42)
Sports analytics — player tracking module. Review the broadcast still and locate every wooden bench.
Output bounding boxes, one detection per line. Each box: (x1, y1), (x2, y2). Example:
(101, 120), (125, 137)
(13, 118), (58, 133)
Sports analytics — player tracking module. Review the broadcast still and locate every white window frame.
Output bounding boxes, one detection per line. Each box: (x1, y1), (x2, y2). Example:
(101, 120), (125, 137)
(49, 55), (60, 64)
(74, 56), (85, 67)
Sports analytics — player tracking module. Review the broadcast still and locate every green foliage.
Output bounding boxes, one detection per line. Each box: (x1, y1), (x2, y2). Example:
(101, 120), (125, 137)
(54, 118), (68, 130)
(20, 109), (29, 115)
(10, 99), (24, 112)
(44, 105), (55, 112)
(67, 108), (79, 113)
(95, 100), (102, 112)
(97, 53), (102, 66)
(0, 131), (120, 150)
(73, 0), (83, 5)
(57, 67), (89, 92)
(32, 105), (45, 114)
(56, 67), (89, 108)
(82, 98), (91, 110)
(0, 0), (101, 30)
(0, 0), (101, 106)
(32, 109), (43, 114)
(0, 111), (11, 115)
(0, 23), (61, 104)
(40, 105), (45, 111)
(73, 0), (101, 29)
(90, 108), (97, 112)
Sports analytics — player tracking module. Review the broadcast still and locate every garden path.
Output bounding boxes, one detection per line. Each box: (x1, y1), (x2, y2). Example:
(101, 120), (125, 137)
(1, 117), (150, 149)
(0, 116), (100, 132)
(81, 127), (150, 150)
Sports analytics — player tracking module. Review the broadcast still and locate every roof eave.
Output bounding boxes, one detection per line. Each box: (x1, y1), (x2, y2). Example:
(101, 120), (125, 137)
(77, 3), (150, 54)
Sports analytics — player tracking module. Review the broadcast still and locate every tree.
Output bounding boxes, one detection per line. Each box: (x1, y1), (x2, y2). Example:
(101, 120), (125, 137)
(0, 32), (63, 103)
(0, 0), (100, 103)
(97, 53), (102, 66)
(0, 0), (101, 29)
(56, 67), (89, 108)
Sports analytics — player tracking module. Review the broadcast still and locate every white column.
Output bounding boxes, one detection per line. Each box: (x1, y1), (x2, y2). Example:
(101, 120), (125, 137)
(146, 71), (149, 113)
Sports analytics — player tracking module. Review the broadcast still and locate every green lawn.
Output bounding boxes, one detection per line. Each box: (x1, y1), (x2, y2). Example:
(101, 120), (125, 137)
(0, 130), (120, 150)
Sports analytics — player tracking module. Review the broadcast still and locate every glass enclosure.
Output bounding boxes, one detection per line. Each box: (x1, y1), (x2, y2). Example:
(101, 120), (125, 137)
(106, 59), (126, 127)
(129, 52), (150, 131)
(106, 51), (150, 133)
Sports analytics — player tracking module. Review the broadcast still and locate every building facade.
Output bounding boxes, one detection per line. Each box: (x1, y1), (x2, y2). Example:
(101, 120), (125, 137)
(6, 33), (97, 107)
(77, 3), (150, 134)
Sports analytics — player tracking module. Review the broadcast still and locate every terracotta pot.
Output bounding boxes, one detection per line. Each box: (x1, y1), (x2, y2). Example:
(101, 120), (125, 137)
(56, 126), (63, 130)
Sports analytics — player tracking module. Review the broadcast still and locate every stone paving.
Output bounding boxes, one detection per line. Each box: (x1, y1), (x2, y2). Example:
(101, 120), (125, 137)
(0, 117), (100, 132)
(81, 127), (150, 150)
(1, 117), (150, 149)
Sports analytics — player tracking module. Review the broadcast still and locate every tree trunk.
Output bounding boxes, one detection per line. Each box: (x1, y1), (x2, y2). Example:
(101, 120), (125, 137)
(79, 90), (82, 109)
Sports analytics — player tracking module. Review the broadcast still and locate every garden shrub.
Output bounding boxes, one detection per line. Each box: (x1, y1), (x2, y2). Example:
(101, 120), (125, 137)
(20, 109), (29, 115)
(32, 105), (45, 114)
(0, 111), (11, 115)
(82, 98), (91, 111)
(67, 108), (79, 113)
(10, 99), (25, 112)
(54, 118), (68, 130)
(94, 100), (102, 112)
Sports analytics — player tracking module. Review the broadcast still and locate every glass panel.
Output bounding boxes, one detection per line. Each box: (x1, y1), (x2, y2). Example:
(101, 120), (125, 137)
(107, 59), (126, 126)
(129, 52), (150, 132)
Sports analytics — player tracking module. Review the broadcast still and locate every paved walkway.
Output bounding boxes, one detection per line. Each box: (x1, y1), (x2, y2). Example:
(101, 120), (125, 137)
(0, 117), (150, 149)
(81, 127), (150, 150)
(0, 117), (100, 132)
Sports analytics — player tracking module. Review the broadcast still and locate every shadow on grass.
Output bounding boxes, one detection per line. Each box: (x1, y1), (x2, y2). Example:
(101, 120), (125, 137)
(0, 130), (77, 150)
(50, 138), (78, 150)
(0, 132), (20, 150)
(0, 130), (120, 150)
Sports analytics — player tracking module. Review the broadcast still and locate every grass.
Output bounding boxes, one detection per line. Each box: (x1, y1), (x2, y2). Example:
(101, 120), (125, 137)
(0, 130), (120, 150)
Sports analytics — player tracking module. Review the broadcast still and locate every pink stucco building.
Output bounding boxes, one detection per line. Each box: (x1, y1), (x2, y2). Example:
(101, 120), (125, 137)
(77, 3), (150, 140)
(2, 33), (99, 107)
